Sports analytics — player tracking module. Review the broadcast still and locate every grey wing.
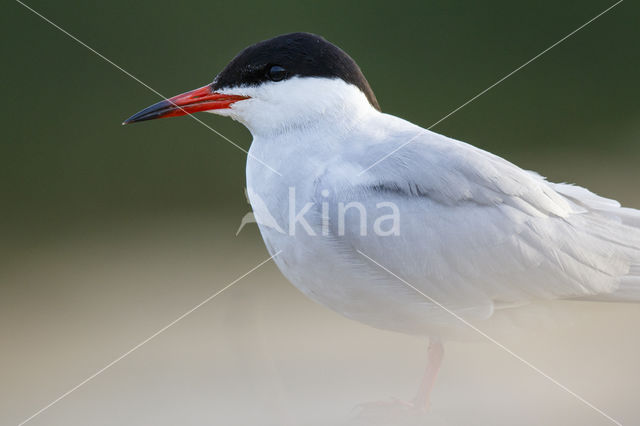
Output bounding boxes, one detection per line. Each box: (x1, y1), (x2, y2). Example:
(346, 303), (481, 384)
(316, 129), (640, 318)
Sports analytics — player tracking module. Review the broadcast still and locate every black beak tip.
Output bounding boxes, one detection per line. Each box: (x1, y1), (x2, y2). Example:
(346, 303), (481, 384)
(122, 112), (146, 126)
(122, 99), (174, 126)
(122, 114), (138, 126)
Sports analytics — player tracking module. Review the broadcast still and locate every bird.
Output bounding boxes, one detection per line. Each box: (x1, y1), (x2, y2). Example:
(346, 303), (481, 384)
(124, 32), (640, 412)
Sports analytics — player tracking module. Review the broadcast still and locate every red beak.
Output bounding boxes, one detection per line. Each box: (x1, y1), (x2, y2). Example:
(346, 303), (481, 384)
(123, 84), (249, 125)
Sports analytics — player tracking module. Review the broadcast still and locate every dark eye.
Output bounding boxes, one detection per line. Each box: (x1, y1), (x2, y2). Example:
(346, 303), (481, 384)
(267, 65), (287, 82)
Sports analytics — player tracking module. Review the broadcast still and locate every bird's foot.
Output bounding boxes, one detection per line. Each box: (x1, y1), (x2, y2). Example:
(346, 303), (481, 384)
(350, 397), (442, 426)
(353, 396), (428, 415)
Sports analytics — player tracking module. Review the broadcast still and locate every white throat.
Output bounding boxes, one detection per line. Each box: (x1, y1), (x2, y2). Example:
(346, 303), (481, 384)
(209, 77), (378, 138)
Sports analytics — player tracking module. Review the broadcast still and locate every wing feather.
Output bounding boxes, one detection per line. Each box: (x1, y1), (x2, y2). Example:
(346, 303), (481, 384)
(317, 118), (640, 315)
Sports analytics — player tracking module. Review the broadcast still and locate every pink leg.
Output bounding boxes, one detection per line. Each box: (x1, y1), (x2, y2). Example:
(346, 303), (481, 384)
(354, 339), (445, 417)
(412, 339), (444, 410)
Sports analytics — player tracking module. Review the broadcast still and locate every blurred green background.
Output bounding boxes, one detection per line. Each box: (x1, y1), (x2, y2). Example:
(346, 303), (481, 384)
(1, 0), (638, 243)
(2, 2), (640, 425)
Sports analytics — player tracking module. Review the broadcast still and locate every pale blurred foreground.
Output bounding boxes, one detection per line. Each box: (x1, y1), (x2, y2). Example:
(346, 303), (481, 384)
(1, 217), (639, 426)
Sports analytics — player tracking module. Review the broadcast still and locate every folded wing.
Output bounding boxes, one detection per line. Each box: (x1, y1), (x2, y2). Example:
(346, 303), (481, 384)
(316, 118), (640, 319)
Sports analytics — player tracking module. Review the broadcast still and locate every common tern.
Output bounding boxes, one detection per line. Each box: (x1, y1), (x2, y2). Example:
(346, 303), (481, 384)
(124, 32), (640, 410)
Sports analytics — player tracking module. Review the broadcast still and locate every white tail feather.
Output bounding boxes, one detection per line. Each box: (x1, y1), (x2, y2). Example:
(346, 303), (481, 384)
(555, 183), (640, 302)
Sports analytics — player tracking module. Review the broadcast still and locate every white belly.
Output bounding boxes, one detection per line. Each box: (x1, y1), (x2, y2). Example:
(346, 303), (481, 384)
(245, 147), (488, 338)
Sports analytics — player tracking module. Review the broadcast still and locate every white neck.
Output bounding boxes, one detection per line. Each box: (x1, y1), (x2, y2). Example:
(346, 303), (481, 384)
(210, 77), (378, 139)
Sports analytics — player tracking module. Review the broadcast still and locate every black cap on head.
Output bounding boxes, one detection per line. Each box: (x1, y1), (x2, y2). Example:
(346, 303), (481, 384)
(212, 32), (380, 111)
